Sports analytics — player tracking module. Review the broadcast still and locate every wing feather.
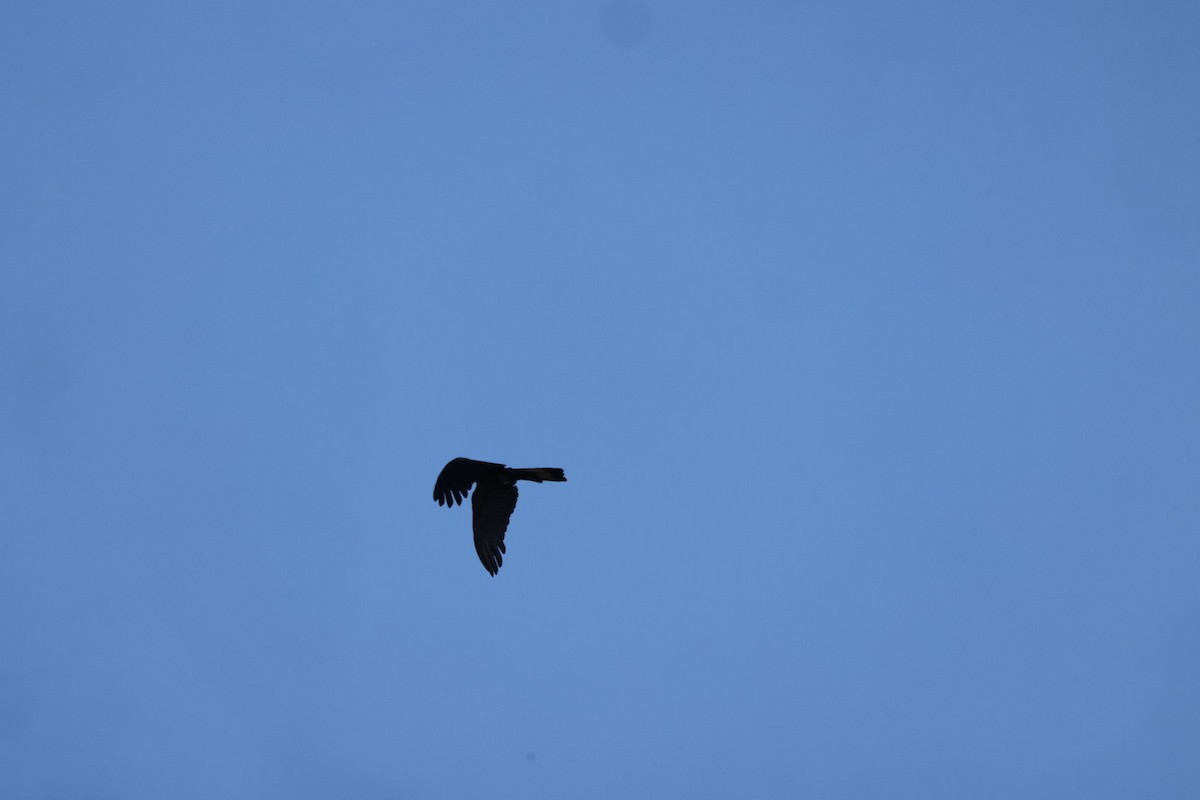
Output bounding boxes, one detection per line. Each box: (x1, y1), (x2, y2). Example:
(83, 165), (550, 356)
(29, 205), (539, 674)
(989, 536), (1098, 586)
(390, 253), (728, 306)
(432, 457), (505, 506)
(471, 480), (518, 576)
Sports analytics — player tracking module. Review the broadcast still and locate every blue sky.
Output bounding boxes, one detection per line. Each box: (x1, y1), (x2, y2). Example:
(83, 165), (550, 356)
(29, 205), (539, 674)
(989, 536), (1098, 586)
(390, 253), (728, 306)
(2, 1), (1198, 797)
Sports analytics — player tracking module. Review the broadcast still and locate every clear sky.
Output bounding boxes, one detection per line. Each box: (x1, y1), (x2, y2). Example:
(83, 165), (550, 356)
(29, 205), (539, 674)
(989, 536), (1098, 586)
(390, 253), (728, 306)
(2, 2), (1198, 798)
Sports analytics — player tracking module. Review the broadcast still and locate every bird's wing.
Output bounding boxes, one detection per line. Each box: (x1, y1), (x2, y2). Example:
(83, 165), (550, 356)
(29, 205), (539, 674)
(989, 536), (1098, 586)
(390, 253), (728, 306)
(433, 457), (506, 506)
(471, 479), (518, 575)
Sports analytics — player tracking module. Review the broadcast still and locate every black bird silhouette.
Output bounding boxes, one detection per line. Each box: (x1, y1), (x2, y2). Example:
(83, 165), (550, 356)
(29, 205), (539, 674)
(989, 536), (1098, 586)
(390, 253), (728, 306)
(433, 457), (567, 575)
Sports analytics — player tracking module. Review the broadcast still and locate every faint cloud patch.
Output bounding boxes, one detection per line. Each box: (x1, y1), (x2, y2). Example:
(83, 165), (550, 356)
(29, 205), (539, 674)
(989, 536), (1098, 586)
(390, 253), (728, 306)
(599, 0), (651, 48)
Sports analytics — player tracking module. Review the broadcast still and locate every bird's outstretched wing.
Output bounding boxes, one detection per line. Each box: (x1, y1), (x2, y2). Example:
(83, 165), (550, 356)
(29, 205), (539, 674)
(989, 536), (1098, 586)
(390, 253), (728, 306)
(433, 457), (506, 506)
(472, 479), (518, 576)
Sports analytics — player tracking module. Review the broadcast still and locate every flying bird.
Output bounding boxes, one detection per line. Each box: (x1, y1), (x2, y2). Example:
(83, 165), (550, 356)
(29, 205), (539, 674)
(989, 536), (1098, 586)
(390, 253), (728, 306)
(433, 457), (567, 575)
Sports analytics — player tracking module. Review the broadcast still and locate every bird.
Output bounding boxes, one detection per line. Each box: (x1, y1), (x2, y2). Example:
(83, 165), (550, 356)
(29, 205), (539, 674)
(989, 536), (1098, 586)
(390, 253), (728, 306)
(433, 457), (567, 575)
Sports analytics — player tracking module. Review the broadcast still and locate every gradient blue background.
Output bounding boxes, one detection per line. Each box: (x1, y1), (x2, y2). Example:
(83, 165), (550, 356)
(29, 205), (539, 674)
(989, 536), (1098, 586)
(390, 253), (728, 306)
(3, 2), (1198, 797)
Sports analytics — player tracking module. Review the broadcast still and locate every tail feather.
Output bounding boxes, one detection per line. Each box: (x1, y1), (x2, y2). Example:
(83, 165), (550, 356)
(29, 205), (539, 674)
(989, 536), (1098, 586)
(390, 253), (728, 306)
(509, 467), (567, 483)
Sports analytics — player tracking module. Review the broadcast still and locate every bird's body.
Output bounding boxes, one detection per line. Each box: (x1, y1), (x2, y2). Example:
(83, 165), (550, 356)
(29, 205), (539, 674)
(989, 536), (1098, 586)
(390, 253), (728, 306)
(433, 457), (567, 575)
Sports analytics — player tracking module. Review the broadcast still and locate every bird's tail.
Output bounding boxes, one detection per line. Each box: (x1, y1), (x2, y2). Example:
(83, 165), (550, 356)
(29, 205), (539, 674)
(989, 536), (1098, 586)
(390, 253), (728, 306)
(509, 467), (567, 483)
